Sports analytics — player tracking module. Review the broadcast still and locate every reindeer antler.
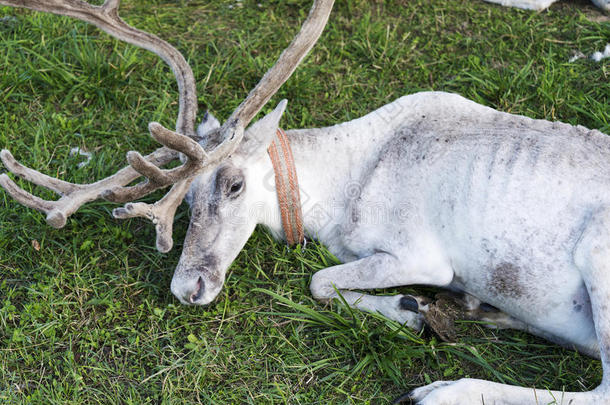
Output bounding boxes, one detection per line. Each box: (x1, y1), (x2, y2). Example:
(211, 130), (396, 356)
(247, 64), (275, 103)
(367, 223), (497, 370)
(0, 0), (334, 252)
(0, 0), (202, 251)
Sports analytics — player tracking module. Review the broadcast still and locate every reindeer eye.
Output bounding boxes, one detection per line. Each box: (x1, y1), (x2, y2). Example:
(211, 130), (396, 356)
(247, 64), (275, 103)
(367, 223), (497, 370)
(217, 167), (245, 198)
(229, 180), (244, 195)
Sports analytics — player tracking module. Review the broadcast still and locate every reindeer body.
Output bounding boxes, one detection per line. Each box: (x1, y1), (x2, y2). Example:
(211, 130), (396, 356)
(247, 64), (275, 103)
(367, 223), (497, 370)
(4, 0), (610, 403)
(260, 92), (603, 356)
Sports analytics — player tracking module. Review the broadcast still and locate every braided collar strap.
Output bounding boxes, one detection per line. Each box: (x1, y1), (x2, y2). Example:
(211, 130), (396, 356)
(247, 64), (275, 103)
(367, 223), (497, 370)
(267, 128), (305, 246)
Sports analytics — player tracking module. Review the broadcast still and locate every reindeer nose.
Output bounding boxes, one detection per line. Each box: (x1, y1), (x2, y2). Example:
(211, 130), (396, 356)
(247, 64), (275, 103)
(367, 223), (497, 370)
(189, 276), (205, 304)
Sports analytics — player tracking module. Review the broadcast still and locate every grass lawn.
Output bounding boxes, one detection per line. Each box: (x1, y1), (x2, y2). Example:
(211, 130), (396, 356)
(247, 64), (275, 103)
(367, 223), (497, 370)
(1, 0), (609, 403)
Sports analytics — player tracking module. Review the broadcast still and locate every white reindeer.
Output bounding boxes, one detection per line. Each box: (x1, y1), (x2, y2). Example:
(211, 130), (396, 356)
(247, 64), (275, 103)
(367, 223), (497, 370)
(1, 1), (609, 404)
(485, 0), (609, 11)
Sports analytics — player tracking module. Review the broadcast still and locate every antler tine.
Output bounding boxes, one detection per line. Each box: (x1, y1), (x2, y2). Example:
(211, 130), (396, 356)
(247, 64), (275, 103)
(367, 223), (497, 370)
(0, 174), (65, 227)
(222, 0), (335, 132)
(205, 0), (334, 166)
(112, 180), (193, 253)
(102, 122), (207, 203)
(0, 147), (178, 228)
(0, 150), (84, 196)
(0, 0), (198, 136)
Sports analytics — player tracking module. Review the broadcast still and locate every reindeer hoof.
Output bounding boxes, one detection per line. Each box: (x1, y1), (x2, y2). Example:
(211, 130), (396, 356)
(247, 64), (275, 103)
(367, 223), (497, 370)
(399, 295), (419, 312)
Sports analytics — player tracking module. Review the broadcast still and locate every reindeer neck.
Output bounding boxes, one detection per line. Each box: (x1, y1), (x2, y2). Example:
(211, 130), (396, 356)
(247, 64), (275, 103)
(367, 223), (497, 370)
(256, 105), (407, 250)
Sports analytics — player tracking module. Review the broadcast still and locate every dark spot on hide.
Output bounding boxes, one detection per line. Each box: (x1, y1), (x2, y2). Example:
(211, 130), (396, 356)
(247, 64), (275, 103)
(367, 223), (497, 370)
(197, 254), (218, 269)
(191, 195), (220, 222)
(489, 262), (523, 299)
(208, 198), (220, 217)
(574, 304), (583, 312)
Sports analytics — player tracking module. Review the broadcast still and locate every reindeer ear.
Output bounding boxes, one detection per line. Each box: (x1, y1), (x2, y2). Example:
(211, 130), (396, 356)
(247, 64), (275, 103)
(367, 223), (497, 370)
(236, 100), (287, 159)
(196, 111), (223, 150)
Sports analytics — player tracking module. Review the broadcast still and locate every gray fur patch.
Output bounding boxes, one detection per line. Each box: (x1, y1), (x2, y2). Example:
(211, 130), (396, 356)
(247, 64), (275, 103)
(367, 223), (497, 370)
(489, 262), (523, 299)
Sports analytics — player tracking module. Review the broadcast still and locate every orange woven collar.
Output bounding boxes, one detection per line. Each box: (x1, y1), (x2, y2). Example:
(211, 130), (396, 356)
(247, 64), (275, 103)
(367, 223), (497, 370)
(267, 128), (305, 246)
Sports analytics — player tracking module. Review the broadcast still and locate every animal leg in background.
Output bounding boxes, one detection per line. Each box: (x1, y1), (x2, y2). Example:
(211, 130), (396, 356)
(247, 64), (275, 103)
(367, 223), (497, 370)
(483, 0), (609, 12)
(482, 0), (556, 10)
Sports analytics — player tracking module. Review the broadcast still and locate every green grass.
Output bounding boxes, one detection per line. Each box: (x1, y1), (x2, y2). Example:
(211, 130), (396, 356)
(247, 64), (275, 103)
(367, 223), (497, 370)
(0, 0), (609, 403)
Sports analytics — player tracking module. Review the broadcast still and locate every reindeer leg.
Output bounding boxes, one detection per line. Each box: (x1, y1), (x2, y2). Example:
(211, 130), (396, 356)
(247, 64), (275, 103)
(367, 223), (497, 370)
(309, 252), (454, 330)
(458, 294), (529, 330)
(591, 0), (610, 12)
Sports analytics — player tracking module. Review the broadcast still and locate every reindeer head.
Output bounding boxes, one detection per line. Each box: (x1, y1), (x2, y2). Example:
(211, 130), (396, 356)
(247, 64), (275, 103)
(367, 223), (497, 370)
(171, 101), (287, 305)
(0, 0), (333, 304)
